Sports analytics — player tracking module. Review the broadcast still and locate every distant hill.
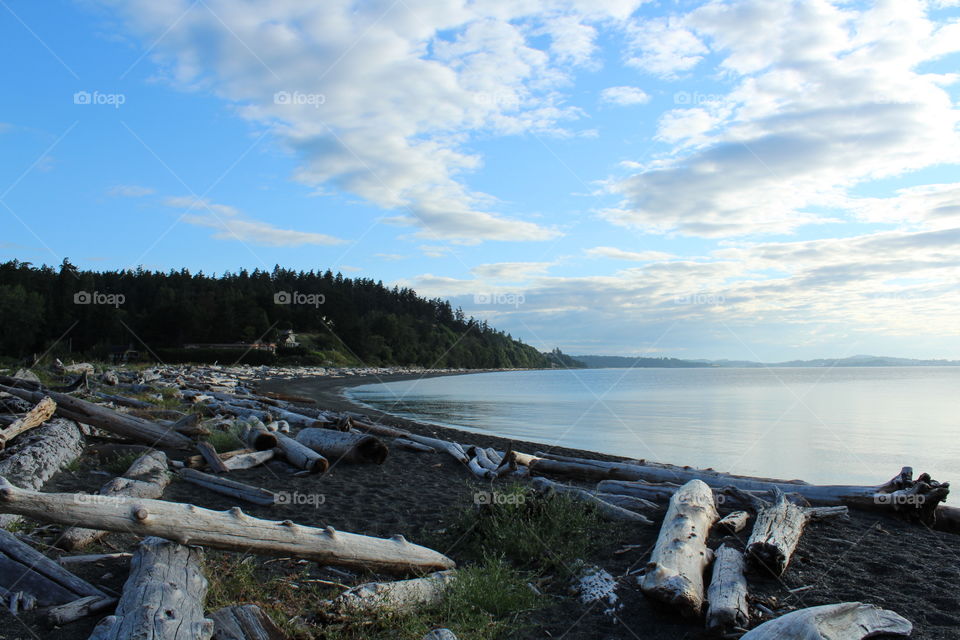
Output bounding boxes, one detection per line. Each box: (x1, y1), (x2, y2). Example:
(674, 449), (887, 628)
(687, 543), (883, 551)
(574, 355), (710, 368)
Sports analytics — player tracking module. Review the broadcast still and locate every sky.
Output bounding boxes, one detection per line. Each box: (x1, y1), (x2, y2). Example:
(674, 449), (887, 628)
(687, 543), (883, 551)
(2, 0), (960, 361)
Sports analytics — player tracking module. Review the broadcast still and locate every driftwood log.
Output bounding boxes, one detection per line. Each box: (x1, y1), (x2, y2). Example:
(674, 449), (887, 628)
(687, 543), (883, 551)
(742, 490), (847, 576)
(640, 479), (718, 616)
(0, 379), (190, 448)
(210, 604), (285, 640)
(0, 396), (56, 450)
(740, 602), (912, 639)
(530, 477), (653, 524)
(0, 528), (106, 607)
(178, 468), (278, 506)
(350, 419), (469, 464)
(240, 418), (278, 451)
(717, 510), (750, 533)
(0, 417), (84, 529)
(60, 450), (172, 550)
(0, 477), (455, 574)
(89, 537), (214, 640)
(275, 433), (329, 473)
(705, 544), (749, 634)
(46, 594), (118, 625)
(324, 571), (455, 618)
(296, 428), (388, 465)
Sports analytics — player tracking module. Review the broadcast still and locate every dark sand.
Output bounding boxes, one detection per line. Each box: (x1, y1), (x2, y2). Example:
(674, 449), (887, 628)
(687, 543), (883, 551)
(2, 371), (958, 639)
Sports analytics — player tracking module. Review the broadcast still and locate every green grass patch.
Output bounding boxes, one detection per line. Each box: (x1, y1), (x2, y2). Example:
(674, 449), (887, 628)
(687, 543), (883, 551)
(104, 451), (142, 475)
(204, 423), (245, 453)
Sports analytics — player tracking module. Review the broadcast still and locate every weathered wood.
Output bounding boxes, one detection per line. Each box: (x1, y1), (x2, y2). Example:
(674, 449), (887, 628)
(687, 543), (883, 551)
(594, 493), (660, 512)
(745, 491), (846, 576)
(640, 479), (718, 616)
(46, 595), (117, 626)
(531, 477), (653, 524)
(394, 438), (435, 453)
(705, 544), (749, 634)
(88, 537), (214, 640)
(59, 553), (133, 566)
(92, 391), (153, 409)
(197, 441), (231, 473)
(740, 602), (912, 639)
(178, 468), (278, 506)
(60, 451), (172, 550)
(275, 433), (328, 474)
(717, 510), (750, 533)
(239, 418), (278, 451)
(0, 478), (455, 574)
(210, 604), (286, 640)
(0, 380), (190, 449)
(0, 396), (56, 450)
(324, 571), (455, 618)
(0, 528), (105, 606)
(349, 419), (468, 464)
(0, 417), (84, 529)
(296, 428), (388, 465)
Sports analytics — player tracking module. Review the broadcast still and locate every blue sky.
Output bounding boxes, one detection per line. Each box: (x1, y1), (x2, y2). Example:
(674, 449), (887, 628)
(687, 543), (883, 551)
(2, 0), (960, 360)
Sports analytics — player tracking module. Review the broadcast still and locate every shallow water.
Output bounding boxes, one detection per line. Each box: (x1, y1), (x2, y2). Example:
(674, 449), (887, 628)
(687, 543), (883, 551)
(348, 367), (960, 491)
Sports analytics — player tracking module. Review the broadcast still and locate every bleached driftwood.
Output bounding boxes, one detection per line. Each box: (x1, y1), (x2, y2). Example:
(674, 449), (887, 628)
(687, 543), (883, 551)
(324, 571), (455, 618)
(296, 428), (388, 464)
(46, 594), (117, 625)
(744, 490), (847, 576)
(60, 450), (172, 550)
(275, 433), (329, 473)
(0, 396), (56, 450)
(88, 537), (214, 640)
(58, 552), (132, 566)
(0, 528), (105, 607)
(350, 419), (469, 464)
(0, 478), (455, 573)
(705, 544), (749, 634)
(209, 604), (285, 640)
(740, 602), (912, 639)
(594, 493), (659, 512)
(0, 378), (190, 448)
(531, 477), (653, 524)
(717, 510), (750, 533)
(394, 438), (435, 453)
(0, 417), (84, 529)
(640, 479), (718, 616)
(240, 418), (278, 451)
(178, 468), (278, 506)
(197, 441), (231, 473)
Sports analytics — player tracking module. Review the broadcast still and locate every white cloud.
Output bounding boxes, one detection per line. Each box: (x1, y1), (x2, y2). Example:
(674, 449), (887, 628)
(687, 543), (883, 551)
(625, 16), (708, 76)
(471, 261), (554, 280)
(107, 184), (154, 197)
(95, 0), (643, 243)
(606, 0), (960, 237)
(586, 246), (674, 261)
(163, 196), (343, 247)
(419, 244), (454, 258)
(600, 85), (650, 106)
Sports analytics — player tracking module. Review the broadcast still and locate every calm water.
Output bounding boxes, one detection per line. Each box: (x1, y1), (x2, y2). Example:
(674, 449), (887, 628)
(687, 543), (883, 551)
(348, 367), (960, 491)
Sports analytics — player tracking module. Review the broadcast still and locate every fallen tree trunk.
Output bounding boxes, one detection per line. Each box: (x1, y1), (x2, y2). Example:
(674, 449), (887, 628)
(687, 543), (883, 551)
(323, 571), (455, 618)
(0, 477), (455, 574)
(705, 544), (749, 634)
(186, 449), (275, 471)
(0, 418), (85, 529)
(740, 602), (912, 639)
(640, 479), (718, 616)
(394, 438), (435, 453)
(239, 418), (278, 451)
(350, 419), (468, 464)
(197, 441), (231, 474)
(531, 477), (653, 524)
(178, 468), (278, 506)
(744, 490), (847, 576)
(60, 451), (172, 550)
(296, 428), (388, 465)
(0, 528), (105, 607)
(88, 537), (214, 640)
(47, 595), (117, 626)
(275, 433), (329, 473)
(0, 396), (56, 450)
(0, 380), (191, 449)
(209, 604), (285, 640)
(717, 510), (750, 533)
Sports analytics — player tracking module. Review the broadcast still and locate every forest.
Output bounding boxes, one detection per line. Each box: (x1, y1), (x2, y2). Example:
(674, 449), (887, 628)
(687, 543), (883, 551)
(0, 259), (581, 369)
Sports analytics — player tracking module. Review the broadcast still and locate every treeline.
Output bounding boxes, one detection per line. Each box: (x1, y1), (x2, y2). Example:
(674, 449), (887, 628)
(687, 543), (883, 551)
(0, 259), (577, 369)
